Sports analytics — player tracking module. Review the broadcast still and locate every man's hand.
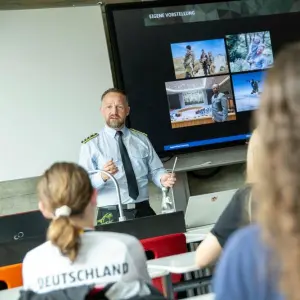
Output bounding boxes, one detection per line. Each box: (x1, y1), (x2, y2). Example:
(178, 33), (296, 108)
(160, 173), (176, 188)
(101, 159), (118, 182)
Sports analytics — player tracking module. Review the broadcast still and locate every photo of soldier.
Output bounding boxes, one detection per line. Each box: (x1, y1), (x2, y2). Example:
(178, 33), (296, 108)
(200, 49), (209, 76)
(183, 45), (195, 78)
(171, 39), (229, 79)
(226, 31), (274, 73)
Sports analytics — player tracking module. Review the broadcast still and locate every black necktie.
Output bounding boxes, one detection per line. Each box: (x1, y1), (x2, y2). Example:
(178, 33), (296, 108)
(116, 131), (139, 200)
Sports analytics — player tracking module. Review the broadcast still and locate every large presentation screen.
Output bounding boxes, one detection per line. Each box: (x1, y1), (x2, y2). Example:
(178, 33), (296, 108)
(106, 0), (299, 156)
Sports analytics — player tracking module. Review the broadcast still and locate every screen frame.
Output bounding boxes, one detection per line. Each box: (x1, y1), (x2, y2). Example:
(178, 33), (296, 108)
(105, 0), (252, 157)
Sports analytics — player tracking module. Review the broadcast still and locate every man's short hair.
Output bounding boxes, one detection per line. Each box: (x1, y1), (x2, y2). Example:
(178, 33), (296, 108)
(212, 84), (219, 89)
(101, 88), (127, 102)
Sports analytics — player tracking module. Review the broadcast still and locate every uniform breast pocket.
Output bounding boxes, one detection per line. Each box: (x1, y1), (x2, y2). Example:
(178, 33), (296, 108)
(129, 149), (149, 179)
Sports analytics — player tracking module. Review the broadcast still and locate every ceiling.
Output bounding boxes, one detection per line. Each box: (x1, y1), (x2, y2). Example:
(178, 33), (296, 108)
(0, 0), (141, 10)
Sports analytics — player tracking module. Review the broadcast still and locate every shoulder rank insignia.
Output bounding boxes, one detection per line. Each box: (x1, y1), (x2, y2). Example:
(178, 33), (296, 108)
(130, 128), (147, 136)
(81, 133), (99, 144)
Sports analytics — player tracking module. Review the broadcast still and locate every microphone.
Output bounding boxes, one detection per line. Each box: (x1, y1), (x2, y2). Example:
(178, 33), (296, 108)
(88, 170), (126, 222)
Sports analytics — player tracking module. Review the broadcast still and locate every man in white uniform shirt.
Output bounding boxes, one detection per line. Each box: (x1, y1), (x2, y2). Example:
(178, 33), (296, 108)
(79, 88), (176, 224)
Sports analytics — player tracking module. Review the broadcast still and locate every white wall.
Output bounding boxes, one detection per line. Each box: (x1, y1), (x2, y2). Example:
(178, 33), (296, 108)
(0, 6), (113, 182)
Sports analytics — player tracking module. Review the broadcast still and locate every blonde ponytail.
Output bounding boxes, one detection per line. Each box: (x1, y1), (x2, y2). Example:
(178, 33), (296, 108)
(37, 162), (93, 262)
(47, 217), (81, 262)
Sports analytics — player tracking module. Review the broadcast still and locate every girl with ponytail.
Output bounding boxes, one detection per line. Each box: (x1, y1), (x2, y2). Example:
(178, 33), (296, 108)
(22, 162), (150, 294)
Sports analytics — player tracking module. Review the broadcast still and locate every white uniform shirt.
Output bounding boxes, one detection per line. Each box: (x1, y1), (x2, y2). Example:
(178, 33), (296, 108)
(22, 231), (151, 294)
(79, 126), (166, 207)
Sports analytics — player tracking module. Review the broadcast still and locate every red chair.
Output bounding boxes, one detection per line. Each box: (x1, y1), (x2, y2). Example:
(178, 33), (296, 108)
(140, 233), (187, 296)
(0, 263), (23, 289)
(88, 287), (104, 298)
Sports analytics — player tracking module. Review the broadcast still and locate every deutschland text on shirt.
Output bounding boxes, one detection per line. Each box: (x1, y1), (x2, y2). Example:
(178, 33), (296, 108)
(37, 263), (129, 290)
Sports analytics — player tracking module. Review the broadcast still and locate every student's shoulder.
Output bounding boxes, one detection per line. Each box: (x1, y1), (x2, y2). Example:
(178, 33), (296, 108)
(87, 231), (140, 246)
(225, 225), (260, 253)
(23, 241), (53, 265)
(87, 231), (143, 254)
(219, 186), (250, 218)
(231, 185), (252, 204)
(85, 232), (143, 259)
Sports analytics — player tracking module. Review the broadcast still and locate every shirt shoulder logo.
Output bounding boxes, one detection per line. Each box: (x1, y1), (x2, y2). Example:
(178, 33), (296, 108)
(81, 133), (99, 144)
(129, 128), (147, 136)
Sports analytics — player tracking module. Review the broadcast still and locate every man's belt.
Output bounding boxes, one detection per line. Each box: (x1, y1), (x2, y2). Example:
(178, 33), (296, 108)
(100, 201), (150, 211)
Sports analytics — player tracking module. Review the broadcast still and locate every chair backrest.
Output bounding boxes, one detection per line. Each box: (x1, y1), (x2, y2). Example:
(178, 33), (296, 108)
(140, 233), (187, 259)
(140, 233), (187, 296)
(0, 263), (23, 289)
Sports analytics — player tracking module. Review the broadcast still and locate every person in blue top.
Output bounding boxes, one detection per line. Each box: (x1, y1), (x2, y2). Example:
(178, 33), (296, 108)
(213, 42), (300, 300)
(79, 88), (176, 224)
(214, 225), (283, 300)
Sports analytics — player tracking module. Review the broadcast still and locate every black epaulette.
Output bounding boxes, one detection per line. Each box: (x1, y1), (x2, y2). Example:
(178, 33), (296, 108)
(129, 128), (147, 136)
(81, 133), (99, 144)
